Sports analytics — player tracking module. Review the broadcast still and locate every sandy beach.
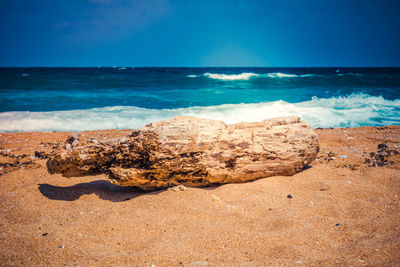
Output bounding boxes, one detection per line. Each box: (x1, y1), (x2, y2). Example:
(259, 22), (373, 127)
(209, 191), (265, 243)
(0, 126), (399, 266)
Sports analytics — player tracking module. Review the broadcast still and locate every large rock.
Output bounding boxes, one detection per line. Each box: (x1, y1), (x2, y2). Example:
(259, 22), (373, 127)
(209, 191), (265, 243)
(47, 116), (319, 190)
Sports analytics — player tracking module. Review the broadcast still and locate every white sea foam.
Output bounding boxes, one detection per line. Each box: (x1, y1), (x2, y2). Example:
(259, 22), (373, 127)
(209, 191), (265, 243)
(266, 72), (298, 78)
(201, 72), (315, 80)
(186, 74), (199, 78)
(0, 94), (399, 132)
(203, 72), (260, 80)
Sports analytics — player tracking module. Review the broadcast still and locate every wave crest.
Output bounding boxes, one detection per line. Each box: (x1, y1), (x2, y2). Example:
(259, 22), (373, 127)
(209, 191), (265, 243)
(199, 72), (316, 80)
(203, 72), (259, 80)
(187, 72), (365, 81)
(0, 94), (399, 132)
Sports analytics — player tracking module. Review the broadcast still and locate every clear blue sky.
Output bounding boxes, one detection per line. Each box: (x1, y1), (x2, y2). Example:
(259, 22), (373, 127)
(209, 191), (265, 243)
(1, 0), (399, 67)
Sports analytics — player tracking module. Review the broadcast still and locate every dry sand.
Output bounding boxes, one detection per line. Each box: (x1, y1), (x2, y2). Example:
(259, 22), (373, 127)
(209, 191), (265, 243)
(0, 126), (399, 266)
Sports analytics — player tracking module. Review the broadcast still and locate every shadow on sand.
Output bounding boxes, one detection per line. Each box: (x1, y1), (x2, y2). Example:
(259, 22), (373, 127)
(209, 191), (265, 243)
(38, 180), (162, 202)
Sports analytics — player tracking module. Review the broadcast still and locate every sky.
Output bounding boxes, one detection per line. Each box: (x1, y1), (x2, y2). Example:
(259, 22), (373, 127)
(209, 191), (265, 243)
(0, 0), (400, 67)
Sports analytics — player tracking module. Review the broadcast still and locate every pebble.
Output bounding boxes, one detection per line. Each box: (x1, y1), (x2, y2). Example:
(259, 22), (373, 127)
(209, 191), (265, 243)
(169, 185), (188, 191)
(66, 143), (72, 150)
(348, 181), (351, 184)
(287, 194), (293, 199)
(72, 139), (79, 147)
(295, 260), (303, 264)
(338, 155), (348, 158)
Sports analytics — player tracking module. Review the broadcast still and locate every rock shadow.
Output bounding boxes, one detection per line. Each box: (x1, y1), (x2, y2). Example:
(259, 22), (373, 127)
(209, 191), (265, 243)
(38, 180), (162, 202)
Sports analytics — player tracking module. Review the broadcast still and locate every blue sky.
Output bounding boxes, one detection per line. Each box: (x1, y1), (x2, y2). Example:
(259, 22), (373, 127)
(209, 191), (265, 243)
(1, 0), (399, 67)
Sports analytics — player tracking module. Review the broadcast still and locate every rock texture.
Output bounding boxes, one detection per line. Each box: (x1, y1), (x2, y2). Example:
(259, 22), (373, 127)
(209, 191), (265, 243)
(47, 116), (319, 190)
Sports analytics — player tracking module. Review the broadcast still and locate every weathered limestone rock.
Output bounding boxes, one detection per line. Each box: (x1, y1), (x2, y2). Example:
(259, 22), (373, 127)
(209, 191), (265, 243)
(47, 116), (319, 190)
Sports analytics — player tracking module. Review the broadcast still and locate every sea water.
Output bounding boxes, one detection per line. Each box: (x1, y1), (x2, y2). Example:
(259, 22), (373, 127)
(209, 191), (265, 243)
(0, 67), (399, 132)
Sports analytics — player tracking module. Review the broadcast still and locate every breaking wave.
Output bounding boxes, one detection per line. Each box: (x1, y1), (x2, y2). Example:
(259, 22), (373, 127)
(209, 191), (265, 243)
(185, 72), (365, 81)
(188, 72), (317, 80)
(203, 72), (260, 80)
(0, 94), (399, 132)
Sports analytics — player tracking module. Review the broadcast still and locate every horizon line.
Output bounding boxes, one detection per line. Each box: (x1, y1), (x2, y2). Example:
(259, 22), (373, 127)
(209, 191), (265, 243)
(1, 66), (400, 68)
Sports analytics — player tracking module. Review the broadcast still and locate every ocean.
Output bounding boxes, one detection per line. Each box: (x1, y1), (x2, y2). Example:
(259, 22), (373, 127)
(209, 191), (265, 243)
(0, 67), (399, 132)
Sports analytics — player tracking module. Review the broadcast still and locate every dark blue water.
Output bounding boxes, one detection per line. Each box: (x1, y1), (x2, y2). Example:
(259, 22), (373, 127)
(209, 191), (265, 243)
(0, 67), (399, 131)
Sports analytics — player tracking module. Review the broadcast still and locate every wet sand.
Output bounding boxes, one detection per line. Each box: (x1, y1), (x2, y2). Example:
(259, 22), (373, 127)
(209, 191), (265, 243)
(0, 126), (399, 266)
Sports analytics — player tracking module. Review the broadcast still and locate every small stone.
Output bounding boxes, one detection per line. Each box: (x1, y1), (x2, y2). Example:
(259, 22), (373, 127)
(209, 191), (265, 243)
(65, 143), (72, 150)
(72, 139), (79, 147)
(335, 223), (340, 226)
(295, 260), (303, 264)
(59, 245), (65, 249)
(42, 233), (48, 236)
(287, 194), (293, 199)
(169, 185), (187, 191)
(348, 181), (351, 184)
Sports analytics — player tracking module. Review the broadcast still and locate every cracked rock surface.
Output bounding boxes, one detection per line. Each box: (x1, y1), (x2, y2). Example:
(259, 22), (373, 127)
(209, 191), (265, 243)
(47, 116), (319, 190)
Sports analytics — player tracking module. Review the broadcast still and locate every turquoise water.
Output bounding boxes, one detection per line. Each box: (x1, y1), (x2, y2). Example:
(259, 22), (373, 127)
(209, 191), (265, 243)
(0, 67), (399, 131)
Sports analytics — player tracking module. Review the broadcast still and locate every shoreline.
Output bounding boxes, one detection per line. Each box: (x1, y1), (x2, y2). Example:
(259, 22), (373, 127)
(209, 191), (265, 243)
(0, 125), (399, 265)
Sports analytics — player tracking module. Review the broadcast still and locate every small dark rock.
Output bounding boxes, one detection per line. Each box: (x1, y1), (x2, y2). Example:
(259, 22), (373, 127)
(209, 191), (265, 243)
(42, 233), (48, 236)
(287, 194), (293, 199)
(378, 143), (388, 151)
(335, 223), (340, 226)
(327, 152), (336, 157)
(365, 144), (399, 167)
(34, 151), (48, 159)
